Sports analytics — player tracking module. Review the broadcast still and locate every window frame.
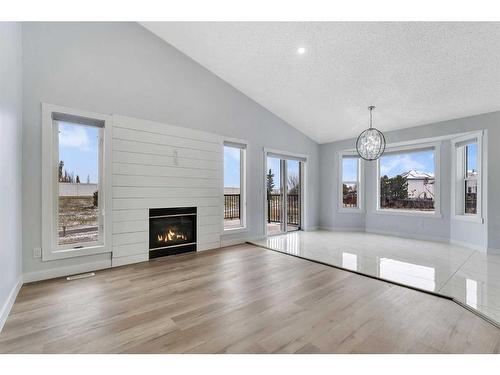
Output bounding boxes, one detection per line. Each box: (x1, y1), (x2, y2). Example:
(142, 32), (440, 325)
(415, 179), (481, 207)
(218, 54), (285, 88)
(451, 131), (484, 223)
(222, 139), (247, 233)
(55, 122), (104, 250)
(41, 103), (112, 261)
(338, 151), (364, 213)
(375, 142), (441, 218)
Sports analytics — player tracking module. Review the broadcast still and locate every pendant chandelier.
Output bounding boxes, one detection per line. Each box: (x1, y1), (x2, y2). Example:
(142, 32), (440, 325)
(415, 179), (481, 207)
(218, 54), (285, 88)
(356, 106), (386, 161)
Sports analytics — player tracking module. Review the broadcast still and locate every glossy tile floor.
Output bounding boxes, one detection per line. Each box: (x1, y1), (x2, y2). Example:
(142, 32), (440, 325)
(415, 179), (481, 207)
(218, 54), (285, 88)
(250, 230), (500, 326)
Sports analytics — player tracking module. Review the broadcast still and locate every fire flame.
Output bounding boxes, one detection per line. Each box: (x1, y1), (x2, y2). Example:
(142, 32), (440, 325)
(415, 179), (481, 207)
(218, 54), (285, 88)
(157, 228), (187, 243)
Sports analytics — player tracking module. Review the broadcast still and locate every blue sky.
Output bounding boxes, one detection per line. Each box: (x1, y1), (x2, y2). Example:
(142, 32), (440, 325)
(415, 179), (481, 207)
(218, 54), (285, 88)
(265, 157), (299, 190)
(467, 143), (477, 173)
(223, 146), (241, 187)
(58, 122), (99, 183)
(266, 157), (281, 188)
(379, 149), (435, 178)
(342, 157), (358, 181)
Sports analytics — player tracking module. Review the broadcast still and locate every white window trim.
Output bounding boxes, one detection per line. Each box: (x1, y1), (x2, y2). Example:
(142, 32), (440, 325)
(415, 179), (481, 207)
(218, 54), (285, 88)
(41, 103), (112, 261)
(374, 141), (442, 218)
(338, 150), (364, 213)
(223, 138), (248, 233)
(451, 130), (485, 224)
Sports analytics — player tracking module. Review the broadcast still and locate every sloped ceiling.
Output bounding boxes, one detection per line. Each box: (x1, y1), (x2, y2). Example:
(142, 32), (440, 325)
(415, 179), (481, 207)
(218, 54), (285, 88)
(141, 22), (500, 143)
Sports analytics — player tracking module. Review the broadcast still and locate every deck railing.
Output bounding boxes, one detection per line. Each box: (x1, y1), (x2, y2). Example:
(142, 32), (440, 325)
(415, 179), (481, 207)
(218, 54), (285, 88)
(224, 194), (299, 225)
(267, 194), (300, 225)
(224, 194), (241, 220)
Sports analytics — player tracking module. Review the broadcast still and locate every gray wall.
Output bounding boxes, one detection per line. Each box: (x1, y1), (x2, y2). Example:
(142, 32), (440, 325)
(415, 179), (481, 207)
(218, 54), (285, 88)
(21, 22), (320, 276)
(319, 111), (499, 251)
(319, 138), (365, 231)
(0, 23), (23, 321)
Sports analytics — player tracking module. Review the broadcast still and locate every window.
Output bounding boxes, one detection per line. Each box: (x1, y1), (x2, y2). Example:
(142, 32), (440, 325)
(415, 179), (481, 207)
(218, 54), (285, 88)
(452, 132), (483, 220)
(464, 143), (478, 214)
(223, 141), (246, 230)
(339, 153), (362, 211)
(42, 104), (111, 261)
(377, 146), (438, 214)
(57, 121), (102, 247)
(341, 155), (361, 209)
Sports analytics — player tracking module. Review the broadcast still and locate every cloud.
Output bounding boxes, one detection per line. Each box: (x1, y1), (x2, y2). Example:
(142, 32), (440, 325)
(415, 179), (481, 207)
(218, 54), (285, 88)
(380, 154), (425, 177)
(59, 124), (90, 151)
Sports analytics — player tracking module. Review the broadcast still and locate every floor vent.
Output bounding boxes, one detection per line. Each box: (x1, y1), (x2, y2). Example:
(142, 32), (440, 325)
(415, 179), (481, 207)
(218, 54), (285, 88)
(66, 272), (95, 281)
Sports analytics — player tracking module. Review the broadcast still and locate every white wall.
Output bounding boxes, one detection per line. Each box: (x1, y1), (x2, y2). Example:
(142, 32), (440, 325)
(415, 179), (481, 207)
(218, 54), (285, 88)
(21, 22), (320, 278)
(0, 22), (23, 329)
(111, 115), (224, 266)
(319, 111), (500, 252)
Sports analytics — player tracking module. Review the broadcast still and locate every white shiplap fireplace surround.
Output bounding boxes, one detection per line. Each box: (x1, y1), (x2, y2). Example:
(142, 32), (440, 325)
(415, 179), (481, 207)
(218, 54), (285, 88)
(111, 115), (224, 267)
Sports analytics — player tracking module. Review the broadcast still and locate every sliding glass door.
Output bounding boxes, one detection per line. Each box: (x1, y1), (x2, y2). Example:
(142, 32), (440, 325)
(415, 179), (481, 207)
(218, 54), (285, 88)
(266, 155), (302, 235)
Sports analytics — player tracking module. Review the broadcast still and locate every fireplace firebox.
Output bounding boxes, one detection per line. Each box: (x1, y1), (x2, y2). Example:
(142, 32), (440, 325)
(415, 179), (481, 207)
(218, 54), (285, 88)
(149, 207), (197, 259)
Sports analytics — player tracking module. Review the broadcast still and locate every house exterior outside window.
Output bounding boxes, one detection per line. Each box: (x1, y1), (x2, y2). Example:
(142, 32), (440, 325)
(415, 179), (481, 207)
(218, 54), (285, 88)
(339, 152), (363, 213)
(376, 144), (440, 216)
(451, 131), (484, 222)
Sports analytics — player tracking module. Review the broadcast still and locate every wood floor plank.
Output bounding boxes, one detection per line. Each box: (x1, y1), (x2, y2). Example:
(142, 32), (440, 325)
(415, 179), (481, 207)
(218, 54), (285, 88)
(1, 244), (499, 354)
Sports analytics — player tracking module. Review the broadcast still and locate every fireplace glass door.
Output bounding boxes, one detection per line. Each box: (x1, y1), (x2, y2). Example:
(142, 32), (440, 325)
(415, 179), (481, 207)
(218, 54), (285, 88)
(149, 207), (197, 258)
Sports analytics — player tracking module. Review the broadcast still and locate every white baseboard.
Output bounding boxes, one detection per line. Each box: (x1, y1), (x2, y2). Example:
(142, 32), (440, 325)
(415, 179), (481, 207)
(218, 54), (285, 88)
(220, 237), (246, 247)
(0, 277), (23, 332)
(449, 239), (487, 252)
(23, 259), (112, 283)
(112, 253), (148, 267)
(198, 241), (222, 252)
(303, 226), (319, 231)
(318, 226), (365, 232)
(320, 226), (488, 253)
(320, 226), (449, 243)
(365, 228), (449, 243)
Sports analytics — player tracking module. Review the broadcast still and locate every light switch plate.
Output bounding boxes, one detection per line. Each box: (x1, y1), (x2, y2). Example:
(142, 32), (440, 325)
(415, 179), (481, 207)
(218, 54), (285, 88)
(33, 247), (42, 258)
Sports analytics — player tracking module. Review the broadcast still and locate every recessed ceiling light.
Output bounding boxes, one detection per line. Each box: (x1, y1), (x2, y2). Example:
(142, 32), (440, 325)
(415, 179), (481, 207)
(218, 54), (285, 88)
(297, 47), (306, 55)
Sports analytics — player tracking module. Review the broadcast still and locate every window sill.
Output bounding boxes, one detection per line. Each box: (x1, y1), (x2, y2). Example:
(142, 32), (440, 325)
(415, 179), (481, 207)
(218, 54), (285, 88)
(42, 244), (109, 261)
(452, 215), (484, 224)
(373, 209), (442, 219)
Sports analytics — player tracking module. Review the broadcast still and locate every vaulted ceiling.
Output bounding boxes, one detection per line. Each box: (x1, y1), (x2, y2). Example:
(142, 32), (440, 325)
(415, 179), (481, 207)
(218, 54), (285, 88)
(141, 22), (500, 143)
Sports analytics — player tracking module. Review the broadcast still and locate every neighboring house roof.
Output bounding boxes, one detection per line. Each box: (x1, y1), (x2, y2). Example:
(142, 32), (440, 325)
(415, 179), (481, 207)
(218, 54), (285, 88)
(401, 170), (435, 180)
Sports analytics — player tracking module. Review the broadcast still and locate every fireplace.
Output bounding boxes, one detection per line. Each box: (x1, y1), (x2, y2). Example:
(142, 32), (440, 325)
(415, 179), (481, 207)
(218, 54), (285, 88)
(149, 207), (197, 259)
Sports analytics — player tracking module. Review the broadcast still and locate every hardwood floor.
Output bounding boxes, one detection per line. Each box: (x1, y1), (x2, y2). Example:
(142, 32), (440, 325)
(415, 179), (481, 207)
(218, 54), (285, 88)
(1, 244), (500, 354)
